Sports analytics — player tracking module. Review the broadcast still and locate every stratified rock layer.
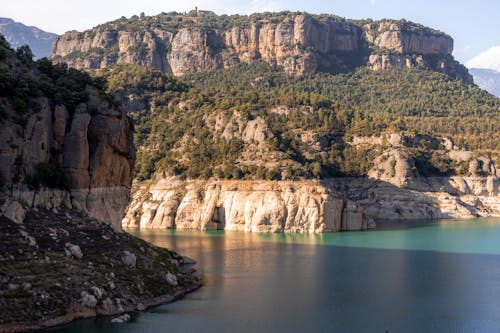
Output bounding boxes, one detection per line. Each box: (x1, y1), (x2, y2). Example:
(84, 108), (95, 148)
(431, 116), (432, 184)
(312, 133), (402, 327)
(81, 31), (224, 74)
(123, 175), (500, 233)
(122, 178), (374, 232)
(52, 13), (472, 82)
(0, 89), (134, 229)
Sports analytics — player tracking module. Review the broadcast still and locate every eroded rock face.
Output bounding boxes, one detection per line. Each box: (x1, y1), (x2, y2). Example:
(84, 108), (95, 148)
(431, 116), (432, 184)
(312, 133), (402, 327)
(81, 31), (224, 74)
(52, 13), (472, 81)
(0, 90), (134, 230)
(124, 172), (500, 232)
(123, 177), (374, 232)
(329, 176), (500, 221)
(364, 21), (453, 55)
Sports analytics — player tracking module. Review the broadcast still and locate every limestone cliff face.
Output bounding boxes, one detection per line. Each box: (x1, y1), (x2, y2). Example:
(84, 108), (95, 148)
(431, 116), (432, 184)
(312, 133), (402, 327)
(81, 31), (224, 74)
(330, 176), (500, 221)
(123, 174), (500, 232)
(123, 131), (500, 232)
(122, 178), (374, 233)
(52, 13), (472, 81)
(364, 21), (453, 55)
(0, 53), (134, 228)
(339, 133), (500, 220)
(0, 91), (134, 228)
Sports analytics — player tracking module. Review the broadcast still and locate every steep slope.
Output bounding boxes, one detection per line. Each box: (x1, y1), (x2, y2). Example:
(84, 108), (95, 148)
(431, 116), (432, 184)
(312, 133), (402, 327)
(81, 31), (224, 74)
(0, 18), (58, 59)
(0, 37), (200, 332)
(470, 68), (500, 97)
(102, 63), (499, 183)
(98, 63), (499, 231)
(0, 37), (134, 229)
(52, 11), (472, 82)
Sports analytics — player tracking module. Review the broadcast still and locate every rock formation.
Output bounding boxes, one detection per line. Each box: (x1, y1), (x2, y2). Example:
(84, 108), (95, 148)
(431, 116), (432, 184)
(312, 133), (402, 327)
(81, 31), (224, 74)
(0, 36), (201, 333)
(52, 12), (472, 82)
(123, 177), (375, 232)
(124, 174), (499, 232)
(0, 38), (134, 230)
(124, 131), (500, 232)
(0, 93), (134, 229)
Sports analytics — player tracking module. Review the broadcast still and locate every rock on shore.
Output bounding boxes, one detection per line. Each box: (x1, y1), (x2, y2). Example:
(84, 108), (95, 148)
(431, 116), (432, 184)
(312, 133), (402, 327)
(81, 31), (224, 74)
(0, 208), (201, 333)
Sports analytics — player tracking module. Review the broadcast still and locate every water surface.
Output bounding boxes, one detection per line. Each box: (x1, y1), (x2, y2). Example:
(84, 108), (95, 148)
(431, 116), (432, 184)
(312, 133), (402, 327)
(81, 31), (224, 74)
(51, 218), (500, 332)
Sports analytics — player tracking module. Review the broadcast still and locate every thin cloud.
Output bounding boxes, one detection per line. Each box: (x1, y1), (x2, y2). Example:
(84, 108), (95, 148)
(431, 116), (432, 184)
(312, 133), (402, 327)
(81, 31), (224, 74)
(466, 46), (500, 71)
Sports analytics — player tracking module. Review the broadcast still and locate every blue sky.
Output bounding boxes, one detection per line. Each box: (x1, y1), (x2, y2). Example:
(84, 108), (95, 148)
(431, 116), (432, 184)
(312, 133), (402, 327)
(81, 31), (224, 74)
(2, 0), (499, 67)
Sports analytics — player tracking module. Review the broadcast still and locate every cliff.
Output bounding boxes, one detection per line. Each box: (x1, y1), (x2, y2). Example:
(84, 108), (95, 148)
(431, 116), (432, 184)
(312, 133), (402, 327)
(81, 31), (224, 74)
(0, 35), (134, 229)
(0, 35), (201, 332)
(51, 12), (472, 82)
(123, 131), (500, 232)
(124, 174), (500, 232)
(123, 178), (374, 232)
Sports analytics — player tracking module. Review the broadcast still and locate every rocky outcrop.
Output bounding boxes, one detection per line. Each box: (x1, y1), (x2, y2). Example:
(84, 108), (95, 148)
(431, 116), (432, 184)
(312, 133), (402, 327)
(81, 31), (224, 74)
(340, 133), (500, 220)
(330, 176), (500, 221)
(52, 12), (472, 81)
(0, 48), (134, 229)
(124, 174), (500, 232)
(0, 92), (134, 229)
(124, 130), (500, 232)
(363, 21), (453, 55)
(0, 209), (201, 333)
(122, 177), (375, 232)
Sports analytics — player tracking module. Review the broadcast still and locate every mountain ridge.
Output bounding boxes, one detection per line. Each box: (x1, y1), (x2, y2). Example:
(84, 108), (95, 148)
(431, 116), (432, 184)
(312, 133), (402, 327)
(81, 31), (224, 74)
(0, 17), (58, 59)
(51, 11), (472, 82)
(470, 67), (500, 97)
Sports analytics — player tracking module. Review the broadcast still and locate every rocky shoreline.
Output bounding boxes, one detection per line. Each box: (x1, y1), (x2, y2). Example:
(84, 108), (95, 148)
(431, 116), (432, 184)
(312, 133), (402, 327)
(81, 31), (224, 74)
(0, 208), (202, 333)
(123, 175), (500, 233)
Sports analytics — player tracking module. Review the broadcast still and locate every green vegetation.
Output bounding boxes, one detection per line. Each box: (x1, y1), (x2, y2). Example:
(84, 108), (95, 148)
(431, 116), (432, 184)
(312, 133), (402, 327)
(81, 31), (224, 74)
(92, 10), (444, 39)
(0, 39), (108, 118)
(28, 162), (70, 190)
(0, 36), (119, 189)
(101, 62), (499, 181)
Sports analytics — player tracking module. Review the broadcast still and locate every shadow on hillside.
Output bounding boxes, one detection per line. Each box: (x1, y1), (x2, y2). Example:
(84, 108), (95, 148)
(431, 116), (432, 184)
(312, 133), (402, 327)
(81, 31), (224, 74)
(320, 176), (495, 221)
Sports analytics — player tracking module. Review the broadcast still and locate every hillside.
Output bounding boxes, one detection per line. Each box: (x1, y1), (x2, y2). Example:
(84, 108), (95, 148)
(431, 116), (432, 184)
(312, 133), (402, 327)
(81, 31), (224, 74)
(0, 36), (135, 227)
(470, 68), (500, 97)
(0, 17), (58, 59)
(100, 62), (499, 182)
(52, 11), (471, 81)
(0, 36), (200, 331)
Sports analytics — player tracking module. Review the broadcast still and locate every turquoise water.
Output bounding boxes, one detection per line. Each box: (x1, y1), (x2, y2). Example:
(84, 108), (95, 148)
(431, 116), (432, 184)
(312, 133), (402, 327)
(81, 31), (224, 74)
(50, 218), (500, 333)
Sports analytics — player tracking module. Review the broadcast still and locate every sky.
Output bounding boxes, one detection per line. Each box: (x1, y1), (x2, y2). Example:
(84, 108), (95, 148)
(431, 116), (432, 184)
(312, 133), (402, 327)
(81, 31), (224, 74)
(1, 0), (499, 69)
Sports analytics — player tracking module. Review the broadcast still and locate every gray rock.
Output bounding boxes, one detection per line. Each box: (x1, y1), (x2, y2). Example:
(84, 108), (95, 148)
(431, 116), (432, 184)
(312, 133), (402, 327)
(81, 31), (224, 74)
(1, 199), (26, 224)
(80, 291), (97, 308)
(165, 272), (178, 286)
(8, 283), (19, 291)
(91, 286), (104, 299)
(26, 236), (37, 247)
(65, 243), (83, 259)
(101, 297), (115, 313)
(121, 251), (136, 269)
(111, 313), (131, 323)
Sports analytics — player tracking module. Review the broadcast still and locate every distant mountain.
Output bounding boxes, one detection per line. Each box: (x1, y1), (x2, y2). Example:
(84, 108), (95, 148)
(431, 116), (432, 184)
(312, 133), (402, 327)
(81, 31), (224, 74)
(470, 68), (500, 97)
(0, 17), (58, 59)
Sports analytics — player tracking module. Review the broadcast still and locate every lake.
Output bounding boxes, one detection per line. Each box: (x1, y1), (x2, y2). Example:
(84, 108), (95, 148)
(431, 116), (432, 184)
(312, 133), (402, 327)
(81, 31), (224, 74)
(50, 218), (500, 333)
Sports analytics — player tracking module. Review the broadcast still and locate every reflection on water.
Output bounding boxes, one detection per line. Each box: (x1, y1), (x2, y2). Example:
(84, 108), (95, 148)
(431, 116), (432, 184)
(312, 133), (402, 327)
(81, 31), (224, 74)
(49, 218), (500, 333)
